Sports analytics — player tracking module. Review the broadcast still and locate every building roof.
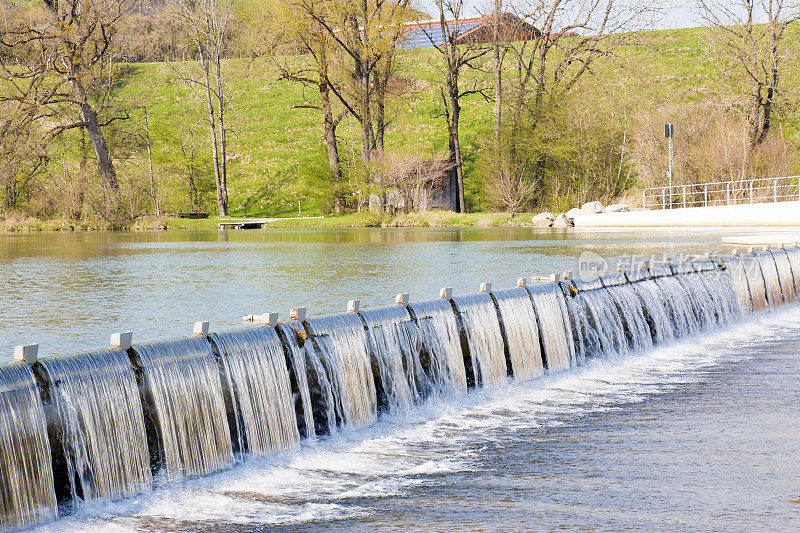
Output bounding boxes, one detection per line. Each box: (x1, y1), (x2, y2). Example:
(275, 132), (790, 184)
(400, 13), (538, 49)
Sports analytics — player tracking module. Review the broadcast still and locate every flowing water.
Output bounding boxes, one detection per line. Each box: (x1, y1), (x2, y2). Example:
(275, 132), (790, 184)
(305, 315), (377, 429)
(491, 288), (544, 381)
(2, 228), (800, 532)
(756, 251), (785, 308)
(407, 299), (468, 392)
(784, 247), (800, 297)
(721, 255), (755, 313)
(603, 284), (654, 351)
(771, 250), (797, 304)
(211, 328), (299, 456)
(630, 278), (675, 343)
(38, 348), (151, 505)
(0, 364), (57, 530)
(451, 294), (508, 387)
(276, 322), (334, 439)
(360, 306), (422, 411)
(526, 283), (575, 372)
(133, 337), (234, 479)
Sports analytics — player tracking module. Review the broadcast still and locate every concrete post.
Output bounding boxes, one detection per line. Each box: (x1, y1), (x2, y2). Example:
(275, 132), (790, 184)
(347, 299), (360, 313)
(395, 293), (410, 306)
(516, 277), (527, 288)
(193, 321), (210, 337)
(290, 307), (307, 321)
(110, 332), (133, 351)
(439, 287), (453, 299)
(13, 344), (39, 364)
(480, 282), (492, 293)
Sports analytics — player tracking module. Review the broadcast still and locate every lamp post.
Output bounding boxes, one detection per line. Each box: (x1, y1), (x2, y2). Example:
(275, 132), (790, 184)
(665, 123), (674, 207)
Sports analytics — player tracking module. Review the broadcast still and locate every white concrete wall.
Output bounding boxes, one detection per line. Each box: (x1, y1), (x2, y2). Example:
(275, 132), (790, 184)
(573, 201), (800, 227)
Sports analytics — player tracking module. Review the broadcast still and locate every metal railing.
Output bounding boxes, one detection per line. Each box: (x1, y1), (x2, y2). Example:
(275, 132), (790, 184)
(642, 176), (800, 210)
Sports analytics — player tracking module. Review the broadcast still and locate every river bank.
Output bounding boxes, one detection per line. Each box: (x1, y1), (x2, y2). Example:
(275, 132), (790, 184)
(0, 211), (538, 232)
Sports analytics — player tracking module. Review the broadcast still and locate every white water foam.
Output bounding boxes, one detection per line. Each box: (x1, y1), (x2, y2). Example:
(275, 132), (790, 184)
(33, 306), (800, 533)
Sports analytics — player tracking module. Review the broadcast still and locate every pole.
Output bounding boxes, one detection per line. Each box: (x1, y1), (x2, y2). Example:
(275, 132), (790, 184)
(665, 124), (674, 208)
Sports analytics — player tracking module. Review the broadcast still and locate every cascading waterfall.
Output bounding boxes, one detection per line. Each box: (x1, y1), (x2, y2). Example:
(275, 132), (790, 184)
(305, 314), (377, 429)
(603, 284), (654, 351)
(0, 364), (57, 530)
(360, 306), (423, 411)
(629, 278), (675, 344)
(211, 328), (299, 456)
(720, 255), (755, 313)
(756, 251), (784, 308)
(769, 250), (797, 304)
(4, 247), (800, 532)
(784, 247), (800, 297)
(38, 348), (151, 505)
(276, 322), (334, 439)
(491, 288), (544, 381)
(653, 275), (704, 334)
(526, 283), (575, 372)
(133, 337), (234, 480)
(408, 299), (468, 392)
(568, 286), (628, 357)
(451, 294), (508, 387)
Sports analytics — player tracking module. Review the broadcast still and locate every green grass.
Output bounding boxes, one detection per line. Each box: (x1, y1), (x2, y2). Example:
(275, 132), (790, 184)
(104, 26), (799, 220)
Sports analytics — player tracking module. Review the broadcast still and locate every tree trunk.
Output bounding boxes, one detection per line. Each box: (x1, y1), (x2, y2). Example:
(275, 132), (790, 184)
(143, 105), (160, 216)
(748, 82), (763, 149)
(200, 50), (228, 216)
(316, 44), (344, 214)
(492, 0), (502, 149)
(215, 51), (229, 215)
(72, 80), (119, 196)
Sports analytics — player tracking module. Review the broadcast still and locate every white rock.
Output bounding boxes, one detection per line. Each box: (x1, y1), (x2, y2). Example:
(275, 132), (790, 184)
(565, 208), (582, 221)
(531, 212), (555, 227)
(581, 201), (604, 214)
(603, 203), (630, 213)
(552, 213), (572, 228)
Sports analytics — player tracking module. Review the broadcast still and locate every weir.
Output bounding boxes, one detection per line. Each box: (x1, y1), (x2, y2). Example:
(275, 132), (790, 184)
(1, 246), (798, 531)
(132, 337), (234, 480)
(407, 298), (468, 392)
(491, 288), (544, 381)
(451, 293), (508, 387)
(37, 348), (151, 505)
(210, 328), (299, 456)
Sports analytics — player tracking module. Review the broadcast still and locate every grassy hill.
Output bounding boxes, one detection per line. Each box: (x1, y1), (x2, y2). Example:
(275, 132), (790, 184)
(112, 26), (800, 219)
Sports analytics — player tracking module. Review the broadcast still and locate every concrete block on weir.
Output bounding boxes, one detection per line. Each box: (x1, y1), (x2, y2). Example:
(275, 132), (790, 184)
(244, 312), (279, 326)
(290, 307), (307, 321)
(732, 248), (739, 255)
(440, 287), (453, 299)
(110, 332), (132, 351)
(347, 299), (360, 313)
(395, 293), (410, 306)
(549, 274), (557, 282)
(193, 321), (210, 337)
(516, 277), (527, 288)
(747, 247), (754, 253)
(480, 282), (492, 293)
(561, 271), (573, 281)
(13, 344), (39, 364)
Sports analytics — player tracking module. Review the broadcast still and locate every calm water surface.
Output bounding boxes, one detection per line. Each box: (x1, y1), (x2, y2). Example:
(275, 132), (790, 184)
(0, 227), (752, 357)
(3, 226), (798, 532)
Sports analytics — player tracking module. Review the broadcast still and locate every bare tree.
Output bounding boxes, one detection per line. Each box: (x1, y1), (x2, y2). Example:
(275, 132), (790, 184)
(699, 0), (800, 148)
(434, 0), (489, 213)
(294, 0), (413, 163)
(278, 3), (347, 213)
(506, 0), (653, 139)
(176, 0), (233, 215)
(0, 0), (135, 215)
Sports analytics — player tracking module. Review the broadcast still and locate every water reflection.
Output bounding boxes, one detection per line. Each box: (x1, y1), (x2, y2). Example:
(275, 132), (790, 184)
(0, 227), (752, 358)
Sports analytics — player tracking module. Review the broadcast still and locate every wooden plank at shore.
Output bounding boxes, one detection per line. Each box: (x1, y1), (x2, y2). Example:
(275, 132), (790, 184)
(218, 216), (324, 230)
